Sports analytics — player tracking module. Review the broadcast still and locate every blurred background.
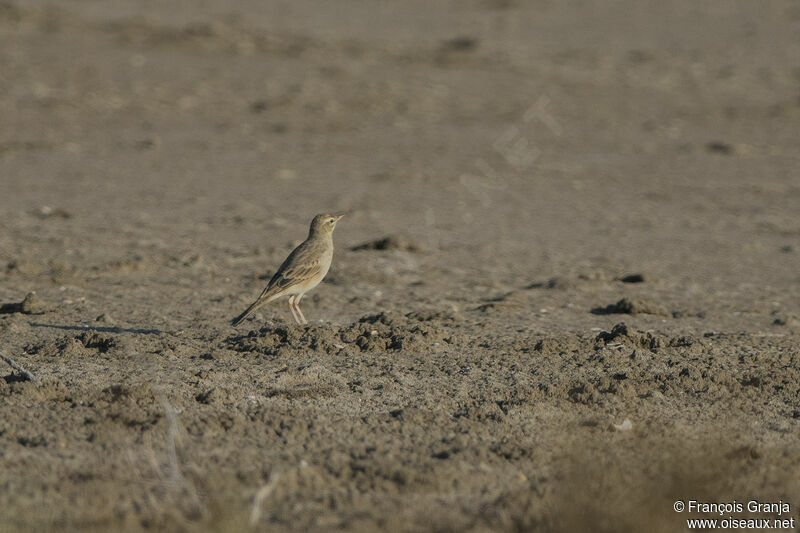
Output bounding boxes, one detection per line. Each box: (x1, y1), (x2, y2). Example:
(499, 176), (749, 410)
(2, 1), (798, 297)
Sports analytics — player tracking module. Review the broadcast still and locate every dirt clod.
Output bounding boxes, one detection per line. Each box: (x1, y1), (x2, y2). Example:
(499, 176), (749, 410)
(0, 292), (48, 315)
(594, 297), (668, 316)
(351, 234), (421, 252)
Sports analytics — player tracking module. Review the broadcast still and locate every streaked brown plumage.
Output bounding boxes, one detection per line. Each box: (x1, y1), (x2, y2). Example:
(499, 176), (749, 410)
(231, 213), (343, 326)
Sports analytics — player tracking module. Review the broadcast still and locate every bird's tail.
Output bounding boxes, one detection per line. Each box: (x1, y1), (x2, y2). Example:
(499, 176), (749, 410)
(231, 302), (260, 327)
(230, 289), (279, 326)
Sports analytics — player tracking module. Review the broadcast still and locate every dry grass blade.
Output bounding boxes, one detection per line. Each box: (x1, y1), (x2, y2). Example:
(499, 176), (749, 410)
(250, 471), (281, 526)
(0, 352), (39, 383)
(153, 390), (206, 519)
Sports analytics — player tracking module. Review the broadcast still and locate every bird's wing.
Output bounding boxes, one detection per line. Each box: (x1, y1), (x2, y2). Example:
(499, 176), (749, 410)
(257, 242), (322, 299)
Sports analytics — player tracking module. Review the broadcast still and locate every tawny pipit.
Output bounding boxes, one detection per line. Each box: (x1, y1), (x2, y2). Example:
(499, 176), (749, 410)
(231, 213), (343, 326)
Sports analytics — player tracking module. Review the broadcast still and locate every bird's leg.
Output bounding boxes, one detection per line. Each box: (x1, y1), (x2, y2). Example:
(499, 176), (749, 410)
(287, 295), (301, 324)
(294, 293), (308, 324)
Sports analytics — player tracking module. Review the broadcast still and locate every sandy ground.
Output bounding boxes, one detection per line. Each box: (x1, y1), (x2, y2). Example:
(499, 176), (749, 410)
(1, 1), (799, 531)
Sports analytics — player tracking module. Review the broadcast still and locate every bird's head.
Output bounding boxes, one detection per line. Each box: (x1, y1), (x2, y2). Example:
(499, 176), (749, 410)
(309, 213), (344, 236)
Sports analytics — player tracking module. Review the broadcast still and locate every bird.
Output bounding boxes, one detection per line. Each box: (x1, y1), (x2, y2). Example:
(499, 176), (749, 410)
(231, 213), (343, 326)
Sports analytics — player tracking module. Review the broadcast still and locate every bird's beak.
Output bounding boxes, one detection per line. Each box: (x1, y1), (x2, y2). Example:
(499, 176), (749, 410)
(334, 214), (345, 221)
